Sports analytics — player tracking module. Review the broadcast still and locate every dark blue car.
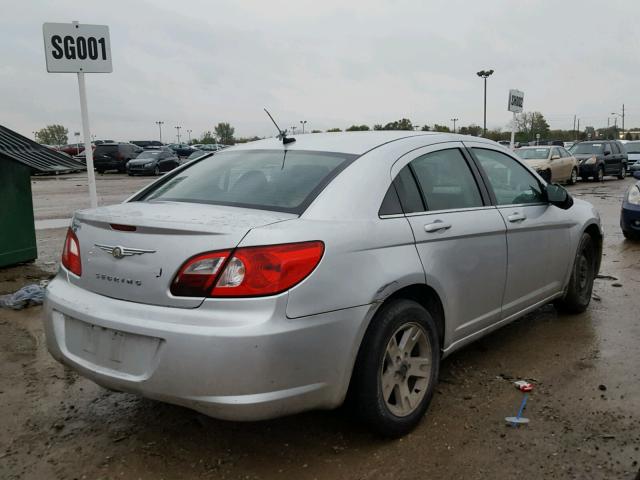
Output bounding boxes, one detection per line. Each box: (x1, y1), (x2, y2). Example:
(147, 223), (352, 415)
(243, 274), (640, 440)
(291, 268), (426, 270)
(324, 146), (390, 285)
(621, 171), (640, 240)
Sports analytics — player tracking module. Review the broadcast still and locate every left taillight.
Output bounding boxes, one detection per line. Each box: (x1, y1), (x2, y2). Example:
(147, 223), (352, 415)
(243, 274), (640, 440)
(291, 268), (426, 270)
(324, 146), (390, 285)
(171, 241), (324, 298)
(61, 227), (82, 276)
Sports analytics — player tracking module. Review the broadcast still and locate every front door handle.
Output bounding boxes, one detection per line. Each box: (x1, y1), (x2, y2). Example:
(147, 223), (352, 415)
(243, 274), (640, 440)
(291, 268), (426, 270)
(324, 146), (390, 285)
(507, 212), (526, 223)
(424, 221), (452, 233)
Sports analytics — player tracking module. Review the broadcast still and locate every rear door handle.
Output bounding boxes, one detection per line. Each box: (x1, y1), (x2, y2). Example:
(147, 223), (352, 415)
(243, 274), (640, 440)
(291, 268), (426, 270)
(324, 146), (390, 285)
(507, 212), (526, 223)
(424, 221), (452, 233)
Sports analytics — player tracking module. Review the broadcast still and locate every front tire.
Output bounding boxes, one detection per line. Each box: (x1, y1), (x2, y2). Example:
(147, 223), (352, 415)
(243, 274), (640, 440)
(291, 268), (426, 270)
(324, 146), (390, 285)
(554, 233), (596, 314)
(154, 166), (160, 176)
(596, 165), (605, 182)
(351, 299), (440, 437)
(623, 230), (640, 241)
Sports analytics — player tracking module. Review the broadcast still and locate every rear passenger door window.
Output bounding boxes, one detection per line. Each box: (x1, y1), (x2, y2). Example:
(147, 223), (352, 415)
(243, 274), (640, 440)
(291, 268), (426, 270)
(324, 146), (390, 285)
(410, 148), (483, 211)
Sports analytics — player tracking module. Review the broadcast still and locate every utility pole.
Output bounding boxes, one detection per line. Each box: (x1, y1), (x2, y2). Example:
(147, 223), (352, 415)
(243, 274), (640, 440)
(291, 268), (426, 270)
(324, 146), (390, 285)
(300, 120), (307, 134)
(476, 69), (494, 136)
(187, 129), (192, 144)
(175, 125), (181, 143)
(622, 104), (625, 138)
(33, 131), (37, 141)
(573, 115), (576, 142)
(576, 119), (580, 141)
(450, 117), (458, 133)
(155, 121), (164, 143)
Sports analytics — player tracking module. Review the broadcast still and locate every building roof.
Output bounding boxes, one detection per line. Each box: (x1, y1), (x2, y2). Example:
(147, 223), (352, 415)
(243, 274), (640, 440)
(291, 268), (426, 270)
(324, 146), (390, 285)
(0, 125), (86, 174)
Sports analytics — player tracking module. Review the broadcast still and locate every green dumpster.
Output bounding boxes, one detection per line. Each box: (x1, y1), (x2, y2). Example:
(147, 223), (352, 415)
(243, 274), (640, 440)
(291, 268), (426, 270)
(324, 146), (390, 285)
(0, 155), (37, 267)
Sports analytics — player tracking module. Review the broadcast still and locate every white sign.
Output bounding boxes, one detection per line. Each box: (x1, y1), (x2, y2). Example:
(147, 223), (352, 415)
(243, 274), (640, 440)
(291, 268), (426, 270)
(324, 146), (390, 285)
(508, 89), (524, 113)
(43, 22), (112, 73)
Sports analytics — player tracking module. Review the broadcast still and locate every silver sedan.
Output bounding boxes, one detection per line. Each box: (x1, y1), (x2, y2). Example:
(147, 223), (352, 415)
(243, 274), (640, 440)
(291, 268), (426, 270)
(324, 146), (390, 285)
(44, 132), (602, 437)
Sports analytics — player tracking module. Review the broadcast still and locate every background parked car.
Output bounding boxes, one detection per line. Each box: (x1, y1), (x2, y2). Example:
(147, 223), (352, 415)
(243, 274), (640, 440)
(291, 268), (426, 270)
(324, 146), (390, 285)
(185, 150), (208, 161)
(515, 146), (578, 184)
(623, 141), (640, 172)
(131, 140), (164, 150)
(94, 143), (144, 173)
(620, 171), (640, 240)
(167, 143), (196, 157)
(126, 148), (180, 175)
(569, 140), (627, 181)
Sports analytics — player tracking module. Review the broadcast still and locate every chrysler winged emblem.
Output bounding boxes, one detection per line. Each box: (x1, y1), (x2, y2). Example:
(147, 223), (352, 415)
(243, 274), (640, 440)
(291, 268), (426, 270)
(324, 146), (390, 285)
(94, 243), (156, 259)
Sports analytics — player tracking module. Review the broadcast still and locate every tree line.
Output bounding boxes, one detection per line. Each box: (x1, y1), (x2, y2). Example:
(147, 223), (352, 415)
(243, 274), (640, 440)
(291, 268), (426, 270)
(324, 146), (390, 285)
(32, 113), (640, 148)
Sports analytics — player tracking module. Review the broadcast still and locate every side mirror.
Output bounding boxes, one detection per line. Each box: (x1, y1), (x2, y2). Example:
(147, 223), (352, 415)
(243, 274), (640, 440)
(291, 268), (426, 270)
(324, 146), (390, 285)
(604, 149), (611, 156)
(633, 171), (640, 180)
(546, 183), (573, 210)
(551, 154), (560, 160)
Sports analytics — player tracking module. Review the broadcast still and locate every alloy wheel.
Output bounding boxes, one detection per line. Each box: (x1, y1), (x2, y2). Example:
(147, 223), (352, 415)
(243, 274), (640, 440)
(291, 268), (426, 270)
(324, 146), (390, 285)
(380, 323), (432, 417)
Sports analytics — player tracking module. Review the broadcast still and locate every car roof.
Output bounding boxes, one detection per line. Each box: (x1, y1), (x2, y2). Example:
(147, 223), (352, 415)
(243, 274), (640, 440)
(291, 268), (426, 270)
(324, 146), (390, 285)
(518, 145), (551, 149)
(228, 131), (496, 155)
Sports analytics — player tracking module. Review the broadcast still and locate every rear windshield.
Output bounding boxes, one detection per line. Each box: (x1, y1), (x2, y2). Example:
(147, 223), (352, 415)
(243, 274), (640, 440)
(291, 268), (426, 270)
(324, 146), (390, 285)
(516, 148), (549, 160)
(138, 149), (357, 214)
(95, 145), (118, 154)
(137, 151), (162, 159)
(625, 142), (640, 154)
(570, 143), (603, 154)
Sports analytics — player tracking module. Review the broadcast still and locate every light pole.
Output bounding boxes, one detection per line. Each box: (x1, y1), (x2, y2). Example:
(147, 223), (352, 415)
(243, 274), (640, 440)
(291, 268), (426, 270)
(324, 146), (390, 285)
(187, 129), (192, 144)
(450, 117), (459, 133)
(300, 120), (307, 134)
(175, 126), (181, 143)
(476, 69), (494, 136)
(155, 121), (164, 143)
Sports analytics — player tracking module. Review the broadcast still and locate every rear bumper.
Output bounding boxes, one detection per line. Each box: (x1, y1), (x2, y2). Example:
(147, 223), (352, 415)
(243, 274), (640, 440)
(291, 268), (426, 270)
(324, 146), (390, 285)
(44, 275), (371, 421)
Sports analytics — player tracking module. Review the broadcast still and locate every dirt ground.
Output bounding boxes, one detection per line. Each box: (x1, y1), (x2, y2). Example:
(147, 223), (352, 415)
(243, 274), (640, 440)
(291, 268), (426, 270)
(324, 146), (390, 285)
(1, 173), (639, 480)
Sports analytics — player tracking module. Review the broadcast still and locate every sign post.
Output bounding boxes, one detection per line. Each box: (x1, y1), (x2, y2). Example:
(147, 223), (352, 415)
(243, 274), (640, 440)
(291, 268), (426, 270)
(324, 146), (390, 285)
(43, 21), (112, 209)
(507, 89), (524, 150)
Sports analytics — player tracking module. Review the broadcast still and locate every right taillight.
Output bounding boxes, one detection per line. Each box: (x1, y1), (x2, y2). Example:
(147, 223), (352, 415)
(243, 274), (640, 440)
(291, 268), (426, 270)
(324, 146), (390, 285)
(171, 241), (324, 298)
(61, 228), (82, 276)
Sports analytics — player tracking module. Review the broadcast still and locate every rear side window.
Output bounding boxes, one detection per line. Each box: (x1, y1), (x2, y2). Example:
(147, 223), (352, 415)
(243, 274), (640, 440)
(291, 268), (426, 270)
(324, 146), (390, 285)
(139, 149), (356, 214)
(410, 149), (483, 211)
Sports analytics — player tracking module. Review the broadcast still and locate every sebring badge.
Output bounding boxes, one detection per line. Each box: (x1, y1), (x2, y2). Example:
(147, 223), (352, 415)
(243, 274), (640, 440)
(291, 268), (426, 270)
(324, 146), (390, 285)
(94, 243), (156, 259)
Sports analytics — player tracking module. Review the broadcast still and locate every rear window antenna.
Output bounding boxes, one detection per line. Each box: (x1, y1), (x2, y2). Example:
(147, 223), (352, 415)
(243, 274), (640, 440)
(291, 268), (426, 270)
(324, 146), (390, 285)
(264, 108), (296, 144)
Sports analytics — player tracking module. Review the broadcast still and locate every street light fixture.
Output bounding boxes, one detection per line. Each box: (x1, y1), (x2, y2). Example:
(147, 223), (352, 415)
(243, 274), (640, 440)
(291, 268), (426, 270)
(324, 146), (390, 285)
(476, 69), (494, 136)
(300, 120), (307, 134)
(175, 125), (182, 143)
(450, 117), (459, 134)
(155, 121), (164, 143)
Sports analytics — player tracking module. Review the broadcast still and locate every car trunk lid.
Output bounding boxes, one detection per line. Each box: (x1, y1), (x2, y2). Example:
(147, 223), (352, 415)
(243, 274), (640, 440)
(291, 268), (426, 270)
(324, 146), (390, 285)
(68, 201), (296, 308)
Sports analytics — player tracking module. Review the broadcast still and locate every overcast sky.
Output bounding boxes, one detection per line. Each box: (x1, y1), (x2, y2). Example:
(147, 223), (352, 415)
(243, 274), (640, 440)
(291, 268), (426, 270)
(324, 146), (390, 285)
(1, 0), (638, 142)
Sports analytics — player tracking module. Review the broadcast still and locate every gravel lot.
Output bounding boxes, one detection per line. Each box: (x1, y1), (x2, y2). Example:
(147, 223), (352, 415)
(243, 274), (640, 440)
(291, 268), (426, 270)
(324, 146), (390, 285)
(1, 172), (639, 479)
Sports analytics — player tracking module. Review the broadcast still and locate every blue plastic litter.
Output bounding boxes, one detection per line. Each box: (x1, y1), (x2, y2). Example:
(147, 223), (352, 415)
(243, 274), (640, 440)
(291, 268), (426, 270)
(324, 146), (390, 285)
(0, 284), (47, 310)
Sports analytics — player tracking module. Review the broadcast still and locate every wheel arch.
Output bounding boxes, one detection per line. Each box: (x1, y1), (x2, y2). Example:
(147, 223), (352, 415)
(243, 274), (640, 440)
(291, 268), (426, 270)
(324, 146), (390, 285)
(583, 222), (603, 274)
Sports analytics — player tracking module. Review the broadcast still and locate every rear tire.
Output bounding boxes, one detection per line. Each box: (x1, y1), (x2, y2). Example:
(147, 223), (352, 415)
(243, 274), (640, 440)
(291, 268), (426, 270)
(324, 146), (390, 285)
(568, 167), (578, 185)
(554, 233), (596, 314)
(618, 164), (627, 180)
(596, 165), (605, 182)
(351, 299), (440, 437)
(96, 169), (104, 174)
